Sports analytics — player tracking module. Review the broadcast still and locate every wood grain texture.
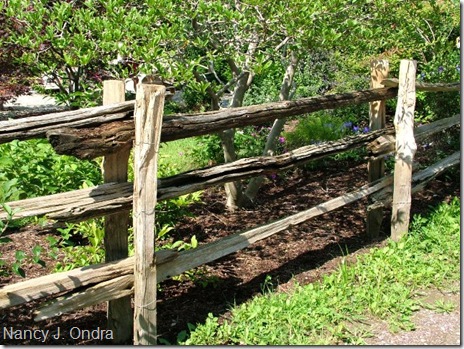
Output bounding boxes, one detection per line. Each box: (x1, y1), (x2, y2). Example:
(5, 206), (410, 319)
(391, 60), (417, 241)
(132, 84), (165, 345)
(1, 116), (458, 224)
(102, 80), (133, 343)
(45, 87), (398, 159)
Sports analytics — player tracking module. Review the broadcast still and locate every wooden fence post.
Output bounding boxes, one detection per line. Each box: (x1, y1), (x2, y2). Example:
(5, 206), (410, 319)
(133, 84), (166, 345)
(367, 60), (389, 239)
(102, 80), (133, 343)
(391, 60), (417, 241)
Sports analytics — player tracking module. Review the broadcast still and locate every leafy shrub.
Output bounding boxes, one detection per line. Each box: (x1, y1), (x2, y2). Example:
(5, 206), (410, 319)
(51, 219), (105, 272)
(0, 204), (45, 277)
(0, 139), (102, 202)
(413, 41), (460, 123)
(191, 125), (286, 166)
(283, 112), (369, 148)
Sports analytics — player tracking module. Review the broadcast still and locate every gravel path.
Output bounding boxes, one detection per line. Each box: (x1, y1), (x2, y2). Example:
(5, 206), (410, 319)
(364, 284), (461, 345)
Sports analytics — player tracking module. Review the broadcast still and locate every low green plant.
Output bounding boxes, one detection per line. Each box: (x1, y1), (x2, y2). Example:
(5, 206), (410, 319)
(284, 112), (368, 148)
(182, 197), (460, 345)
(414, 45), (460, 124)
(422, 299), (457, 314)
(53, 219), (105, 272)
(0, 204), (46, 277)
(283, 112), (368, 168)
(0, 139), (102, 200)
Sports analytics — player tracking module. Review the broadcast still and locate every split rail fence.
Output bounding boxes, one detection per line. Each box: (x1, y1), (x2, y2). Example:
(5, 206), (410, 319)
(0, 59), (460, 344)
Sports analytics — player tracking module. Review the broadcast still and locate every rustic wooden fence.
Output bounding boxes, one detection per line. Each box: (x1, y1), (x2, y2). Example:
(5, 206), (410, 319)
(0, 59), (460, 344)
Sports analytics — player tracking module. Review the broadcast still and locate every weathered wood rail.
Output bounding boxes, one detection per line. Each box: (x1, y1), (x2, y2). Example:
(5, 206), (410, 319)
(0, 114), (458, 223)
(0, 150), (459, 313)
(0, 61), (459, 344)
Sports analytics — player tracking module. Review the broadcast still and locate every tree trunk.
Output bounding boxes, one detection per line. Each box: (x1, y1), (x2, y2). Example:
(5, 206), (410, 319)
(242, 52), (299, 204)
(221, 71), (254, 210)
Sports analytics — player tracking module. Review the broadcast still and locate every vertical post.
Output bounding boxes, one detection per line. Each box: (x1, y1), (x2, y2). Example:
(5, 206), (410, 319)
(133, 84), (165, 345)
(102, 80), (133, 343)
(391, 60), (417, 241)
(366, 60), (389, 239)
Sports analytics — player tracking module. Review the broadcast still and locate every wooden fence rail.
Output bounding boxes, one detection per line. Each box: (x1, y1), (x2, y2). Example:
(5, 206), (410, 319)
(0, 150), (459, 314)
(0, 59), (460, 344)
(0, 114), (458, 224)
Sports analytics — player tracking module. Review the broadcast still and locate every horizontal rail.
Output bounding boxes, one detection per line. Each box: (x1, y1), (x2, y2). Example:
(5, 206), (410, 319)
(1, 150), (458, 315)
(381, 79), (460, 92)
(48, 87), (399, 159)
(0, 87), (398, 152)
(2, 175), (394, 311)
(0, 101), (134, 144)
(0, 129), (391, 223)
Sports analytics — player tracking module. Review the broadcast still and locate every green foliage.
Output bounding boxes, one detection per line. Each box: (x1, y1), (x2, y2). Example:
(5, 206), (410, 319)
(0, 139), (102, 201)
(191, 134), (224, 167)
(191, 126), (286, 166)
(182, 198), (460, 345)
(52, 190), (202, 271)
(283, 112), (368, 166)
(284, 113), (352, 147)
(0, 204), (46, 277)
(52, 219), (105, 272)
(415, 52), (460, 123)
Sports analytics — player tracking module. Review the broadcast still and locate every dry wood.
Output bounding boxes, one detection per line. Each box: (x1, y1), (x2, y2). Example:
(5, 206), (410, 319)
(0, 152), (460, 316)
(21, 176), (394, 319)
(46, 87), (398, 159)
(381, 78), (460, 92)
(34, 275), (134, 321)
(0, 256), (134, 309)
(0, 182), (133, 222)
(367, 60), (389, 239)
(48, 121), (134, 158)
(2, 115), (458, 224)
(132, 84), (165, 345)
(367, 114), (460, 157)
(0, 101), (133, 144)
(0, 129), (388, 223)
(371, 151), (460, 207)
(0, 250), (178, 309)
(391, 60), (417, 241)
(102, 80), (132, 343)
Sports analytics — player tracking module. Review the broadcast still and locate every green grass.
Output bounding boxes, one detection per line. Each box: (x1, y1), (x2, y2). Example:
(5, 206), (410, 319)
(159, 138), (200, 174)
(180, 197), (460, 345)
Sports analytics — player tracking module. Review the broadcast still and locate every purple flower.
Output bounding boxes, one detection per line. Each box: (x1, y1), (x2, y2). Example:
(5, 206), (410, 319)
(343, 121), (353, 128)
(438, 66), (444, 74)
(278, 136), (285, 144)
(353, 126), (360, 132)
(363, 126), (370, 133)
(270, 173), (277, 180)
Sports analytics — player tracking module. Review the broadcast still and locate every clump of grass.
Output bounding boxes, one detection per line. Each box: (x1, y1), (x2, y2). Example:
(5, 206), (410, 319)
(180, 197), (460, 345)
(159, 138), (200, 174)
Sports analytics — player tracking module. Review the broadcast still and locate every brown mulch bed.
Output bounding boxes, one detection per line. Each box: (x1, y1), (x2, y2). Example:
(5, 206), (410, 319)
(0, 140), (460, 345)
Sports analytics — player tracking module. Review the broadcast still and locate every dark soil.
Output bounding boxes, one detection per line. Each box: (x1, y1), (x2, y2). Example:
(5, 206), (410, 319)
(0, 135), (460, 345)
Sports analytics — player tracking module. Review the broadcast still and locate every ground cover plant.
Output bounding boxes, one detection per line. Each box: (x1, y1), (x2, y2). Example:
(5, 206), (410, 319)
(181, 197), (460, 345)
